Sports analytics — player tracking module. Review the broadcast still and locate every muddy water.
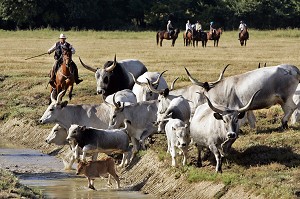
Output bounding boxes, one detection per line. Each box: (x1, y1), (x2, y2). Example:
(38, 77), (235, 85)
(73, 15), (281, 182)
(0, 142), (152, 199)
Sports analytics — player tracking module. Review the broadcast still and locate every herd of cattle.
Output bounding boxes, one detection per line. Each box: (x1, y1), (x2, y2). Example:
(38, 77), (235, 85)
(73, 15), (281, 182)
(39, 55), (300, 188)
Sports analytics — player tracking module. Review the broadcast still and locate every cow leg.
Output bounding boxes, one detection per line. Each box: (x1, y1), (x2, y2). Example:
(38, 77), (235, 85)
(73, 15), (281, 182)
(119, 152), (128, 167)
(290, 109), (300, 124)
(247, 111), (256, 129)
(196, 145), (202, 167)
(88, 178), (96, 190)
(107, 174), (113, 186)
(170, 144), (177, 167)
(209, 145), (222, 173)
(181, 147), (188, 166)
(281, 99), (297, 129)
(108, 170), (120, 189)
(130, 137), (139, 161)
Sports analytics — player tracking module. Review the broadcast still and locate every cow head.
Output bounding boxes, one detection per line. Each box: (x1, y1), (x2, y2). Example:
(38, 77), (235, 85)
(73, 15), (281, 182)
(107, 94), (126, 129)
(130, 71), (167, 102)
(173, 123), (189, 149)
(79, 55), (119, 96)
(76, 161), (88, 175)
(45, 124), (68, 145)
(205, 90), (260, 140)
(66, 124), (86, 142)
(146, 77), (178, 114)
(153, 112), (172, 133)
(185, 65), (230, 91)
(39, 91), (68, 124)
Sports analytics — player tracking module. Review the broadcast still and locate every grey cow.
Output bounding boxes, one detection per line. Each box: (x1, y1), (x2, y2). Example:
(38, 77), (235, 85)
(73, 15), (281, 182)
(190, 91), (260, 173)
(186, 64), (300, 129)
(67, 120), (131, 167)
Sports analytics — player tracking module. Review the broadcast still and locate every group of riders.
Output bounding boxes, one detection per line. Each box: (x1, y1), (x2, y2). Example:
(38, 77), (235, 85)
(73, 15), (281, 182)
(166, 19), (248, 39)
(47, 21), (247, 85)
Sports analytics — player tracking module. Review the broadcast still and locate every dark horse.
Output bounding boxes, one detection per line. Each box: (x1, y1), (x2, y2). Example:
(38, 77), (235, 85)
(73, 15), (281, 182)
(50, 46), (75, 101)
(156, 28), (180, 47)
(239, 28), (249, 46)
(192, 28), (207, 48)
(207, 28), (222, 47)
(183, 31), (193, 46)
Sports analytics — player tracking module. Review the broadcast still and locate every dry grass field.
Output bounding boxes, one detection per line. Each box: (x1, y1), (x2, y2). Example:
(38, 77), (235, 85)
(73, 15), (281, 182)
(0, 29), (300, 198)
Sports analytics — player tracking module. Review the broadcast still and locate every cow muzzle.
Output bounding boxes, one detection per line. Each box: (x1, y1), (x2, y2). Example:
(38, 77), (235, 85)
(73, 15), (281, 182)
(227, 132), (237, 139)
(97, 89), (105, 95)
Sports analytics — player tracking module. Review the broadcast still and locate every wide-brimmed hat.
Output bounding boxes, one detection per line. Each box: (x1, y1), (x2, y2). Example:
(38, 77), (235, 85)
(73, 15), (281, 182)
(59, 33), (67, 39)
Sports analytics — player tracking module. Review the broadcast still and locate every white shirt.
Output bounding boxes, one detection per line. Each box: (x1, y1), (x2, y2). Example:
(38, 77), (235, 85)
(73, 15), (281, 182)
(239, 23), (247, 31)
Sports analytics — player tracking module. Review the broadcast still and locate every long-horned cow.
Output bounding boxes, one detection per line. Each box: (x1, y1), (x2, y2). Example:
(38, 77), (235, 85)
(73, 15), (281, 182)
(190, 91), (260, 173)
(186, 64), (300, 129)
(130, 71), (168, 102)
(79, 55), (147, 97)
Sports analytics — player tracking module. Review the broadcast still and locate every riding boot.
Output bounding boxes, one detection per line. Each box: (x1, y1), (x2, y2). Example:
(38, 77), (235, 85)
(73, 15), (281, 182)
(49, 68), (56, 87)
(73, 63), (83, 85)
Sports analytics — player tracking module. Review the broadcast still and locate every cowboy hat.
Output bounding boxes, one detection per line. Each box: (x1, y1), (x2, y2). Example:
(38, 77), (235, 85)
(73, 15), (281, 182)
(59, 33), (67, 39)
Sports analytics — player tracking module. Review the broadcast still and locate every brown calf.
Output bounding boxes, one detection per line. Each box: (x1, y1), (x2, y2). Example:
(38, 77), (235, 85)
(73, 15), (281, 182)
(76, 157), (120, 190)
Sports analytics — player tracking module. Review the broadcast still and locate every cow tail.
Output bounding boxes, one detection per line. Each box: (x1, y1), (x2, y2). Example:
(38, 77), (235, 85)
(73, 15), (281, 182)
(156, 32), (159, 45)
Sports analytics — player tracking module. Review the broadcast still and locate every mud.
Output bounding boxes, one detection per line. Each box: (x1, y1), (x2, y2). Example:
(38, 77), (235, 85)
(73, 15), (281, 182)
(0, 119), (263, 198)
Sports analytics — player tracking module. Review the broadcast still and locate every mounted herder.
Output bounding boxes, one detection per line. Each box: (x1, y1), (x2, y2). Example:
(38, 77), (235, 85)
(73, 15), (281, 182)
(47, 33), (83, 100)
(156, 20), (180, 47)
(238, 21), (249, 46)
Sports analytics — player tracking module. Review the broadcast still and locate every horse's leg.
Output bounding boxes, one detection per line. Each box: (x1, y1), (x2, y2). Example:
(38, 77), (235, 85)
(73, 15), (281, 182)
(160, 38), (163, 47)
(68, 84), (73, 100)
(245, 40), (247, 46)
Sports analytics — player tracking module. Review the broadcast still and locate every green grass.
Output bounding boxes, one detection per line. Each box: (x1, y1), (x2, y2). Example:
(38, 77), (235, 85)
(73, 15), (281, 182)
(0, 29), (300, 198)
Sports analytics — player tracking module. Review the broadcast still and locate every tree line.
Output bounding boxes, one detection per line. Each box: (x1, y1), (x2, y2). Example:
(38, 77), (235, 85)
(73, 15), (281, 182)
(0, 0), (299, 31)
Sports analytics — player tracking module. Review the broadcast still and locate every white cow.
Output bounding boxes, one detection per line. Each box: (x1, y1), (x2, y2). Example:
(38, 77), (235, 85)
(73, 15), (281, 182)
(164, 118), (190, 167)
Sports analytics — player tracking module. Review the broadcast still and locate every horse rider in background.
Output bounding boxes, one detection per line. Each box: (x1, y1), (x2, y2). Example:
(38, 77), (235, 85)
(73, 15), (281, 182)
(195, 21), (202, 33)
(185, 20), (192, 38)
(48, 33), (83, 86)
(167, 20), (174, 38)
(238, 20), (248, 40)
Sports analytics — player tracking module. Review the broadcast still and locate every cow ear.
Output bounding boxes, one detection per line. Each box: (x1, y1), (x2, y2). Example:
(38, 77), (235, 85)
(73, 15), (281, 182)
(166, 112), (172, 118)
(213, 112), (223, 120)
(238, 112), (246, 119)
(81, 126), (86, 131)
(61, 101), (68, 108)
(172, 126), (176, 131)
(163, 88), (169, 97)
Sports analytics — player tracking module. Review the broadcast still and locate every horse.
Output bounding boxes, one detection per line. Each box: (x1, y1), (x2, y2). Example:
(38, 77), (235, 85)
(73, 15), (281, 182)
(183, 31), (193, 46)
(239, 28), (249, 46)
(192, 29), (207, 48)
(207, 28), (222, 47)
(50, 46), (75, 101)
(156, 28), (180, 47)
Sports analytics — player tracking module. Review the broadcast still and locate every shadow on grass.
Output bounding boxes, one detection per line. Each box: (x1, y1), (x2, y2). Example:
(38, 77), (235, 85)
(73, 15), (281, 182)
(230, 145), (300, 168)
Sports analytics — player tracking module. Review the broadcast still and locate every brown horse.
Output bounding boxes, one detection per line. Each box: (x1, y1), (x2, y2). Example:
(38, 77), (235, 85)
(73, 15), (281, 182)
(50, 46), (75, 101)
(207, 28), (222, 47)
(239, 28), (249, 46)
(183, 31), (192, 46)
(156, 28), (180, 47)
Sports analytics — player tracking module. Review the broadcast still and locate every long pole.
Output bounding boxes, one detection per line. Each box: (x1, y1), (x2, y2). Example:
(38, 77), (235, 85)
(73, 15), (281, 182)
(25, 52), (48, 60)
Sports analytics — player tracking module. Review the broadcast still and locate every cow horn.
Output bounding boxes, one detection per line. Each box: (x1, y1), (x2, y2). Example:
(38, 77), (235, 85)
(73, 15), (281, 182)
(184, 67), (206, 87)
(50, 90), (56, 103)
(105, 54), (117, 72)
(209, 64), (230, 85)
(237, 90), (261, 113)
(129, 72), (147, 86)
(152, 70), (167, 86)
(146, 78), (164, 94)
(203, 94), (224, 114)
(79, 57), (97, 73)
(57, 90), (66, 104)
(112, 93), (122, 109)
(170, 77), (179, 90)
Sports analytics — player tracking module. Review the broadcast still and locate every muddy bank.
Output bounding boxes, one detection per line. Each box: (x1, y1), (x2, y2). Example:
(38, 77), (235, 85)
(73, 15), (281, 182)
(0, 119), (262, 198)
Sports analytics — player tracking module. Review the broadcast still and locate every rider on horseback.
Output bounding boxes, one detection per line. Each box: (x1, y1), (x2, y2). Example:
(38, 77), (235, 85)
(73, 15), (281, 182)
(195, 21), (202, 33)
(238, 20), (248, 40)
(48, 33), (82, 86)
(185, 20), (192, 38)
(167, 20), (174, 39)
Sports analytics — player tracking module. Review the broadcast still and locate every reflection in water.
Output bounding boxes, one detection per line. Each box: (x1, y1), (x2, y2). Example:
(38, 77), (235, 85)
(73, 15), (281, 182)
(0, 142), (152, 199)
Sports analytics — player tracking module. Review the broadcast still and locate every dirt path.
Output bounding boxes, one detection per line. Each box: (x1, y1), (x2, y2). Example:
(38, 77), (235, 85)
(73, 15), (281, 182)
(0, 119), (263, 199)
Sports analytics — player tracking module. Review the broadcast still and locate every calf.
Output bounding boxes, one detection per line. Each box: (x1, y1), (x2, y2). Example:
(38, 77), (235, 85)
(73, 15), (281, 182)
(190, 91), (259, 173)
(76, 157), (120, 190)
(45, 124), (67, 145)
(164, 118), (190, 167)
(67, 120), (131, 167)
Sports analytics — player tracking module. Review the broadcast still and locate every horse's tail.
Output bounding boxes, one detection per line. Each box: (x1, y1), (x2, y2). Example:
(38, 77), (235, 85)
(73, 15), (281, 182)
(156, 32), (159, 45)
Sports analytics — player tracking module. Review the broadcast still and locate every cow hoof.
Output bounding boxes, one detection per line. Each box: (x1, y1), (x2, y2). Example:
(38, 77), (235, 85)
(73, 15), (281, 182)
(89, 185), (96, 190)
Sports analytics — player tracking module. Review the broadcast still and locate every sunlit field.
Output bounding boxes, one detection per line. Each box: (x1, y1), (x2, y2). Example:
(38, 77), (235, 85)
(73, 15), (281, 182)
(0, 29), (300, 198)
